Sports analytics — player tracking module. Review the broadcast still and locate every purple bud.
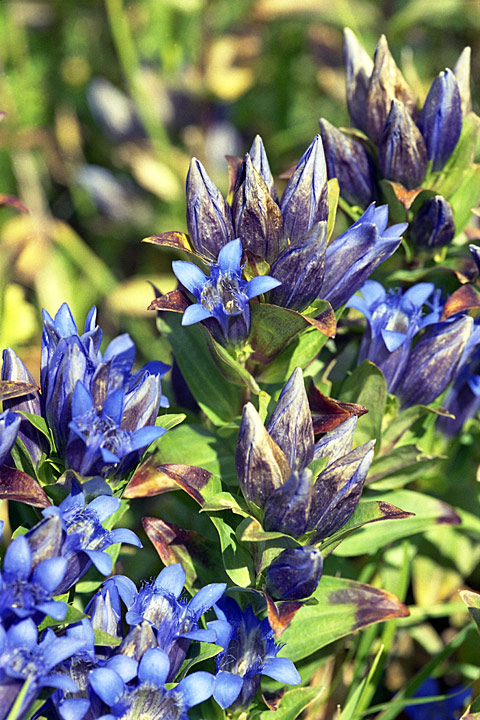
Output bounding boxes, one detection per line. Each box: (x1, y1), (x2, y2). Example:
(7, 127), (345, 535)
(417, 69), (462, 172)
(186, 158), (234, 260)
(280, 135), (328, 243)
(248, 135), (278, 202)
(378, 99), (427, 190)
(319, 118), (377, 206)
(263, 469), (313, 537)
(411, 195), (455, 248)
(265, 547), (323, 600)
(343, 28), (374, 134)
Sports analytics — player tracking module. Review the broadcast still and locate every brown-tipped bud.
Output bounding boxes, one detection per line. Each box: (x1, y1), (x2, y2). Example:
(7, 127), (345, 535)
(248, 135), (278, 202)
(378, 99), (427, 190)
(343, 28), (374, 134)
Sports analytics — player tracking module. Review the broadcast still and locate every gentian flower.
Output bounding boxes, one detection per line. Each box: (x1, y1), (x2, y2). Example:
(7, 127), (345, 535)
(404, 677), (471, 720)
(265, 547), (323, 600)
(172, 238), (281, 346)
(347, 280), (437, 391)
(417, 68), (462, 172)
(0, 410), (21, 467)
(125, 563), (226, 681)
(0, 534), (67, 627)
(410, 195), (455, 249)
(236, 368), (375, 545)
(209, 597), (300, 709)
(66, 382), (165, 478)
(0, 618), (88, 720)
(318, 203), (408, 309)
(438, 343), (480, 435)
(89, 647), (214, 720)
(377, 99), (427, 190)
(41, 481), (141, 594)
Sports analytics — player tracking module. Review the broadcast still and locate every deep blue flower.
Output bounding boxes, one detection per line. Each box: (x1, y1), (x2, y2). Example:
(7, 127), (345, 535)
(1, 348), (47, 466)
(319, 203), (408, 309)
(378, 99), (427, 190)
(0, 410), (21, 467)
(417, 68), (462, 172)
(89, 647), (214, 720)
(0, 618), (88, 720)
(343, 28), (374, 135)
(172, 238), (280, 346)
(208, 597), (300, 709)
(42, 481), (141, 594)
(0, 534), (67, 627)
(438, 344), (480, 435)
(410, 195), (456, 249)
(86, 575), (137, 640)
(404, 677), (471, 720)
(265, 546), (323, 600)
(66, 382), (165, 478)
(125, 563), (226, 681)
(348, 280), (437, 391)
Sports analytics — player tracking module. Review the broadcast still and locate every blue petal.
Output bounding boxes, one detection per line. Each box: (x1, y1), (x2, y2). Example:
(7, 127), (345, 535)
(103, 388), (125, 424)
(7, 618), (37, 649)
(106, 654), (138, 683)
(262, 657), (301, 684)
(71, 382), (94, 418)
(129, 426), (165, 452)
(180, 628), (217, 642)
(154, 563), (186, 597)
(54, 303), (78, 336)
(4, 535), (32, 579)
(213, 670), (243, 709)
(32, 556), (68, 593)
(188, 582), (227, 617)
(177, 671), (215, 708)
(89, 667), (125, 706)
(182, 303), (212, 326)
(403, 282), (434, 307)
(88, 495), (121, 523)
(206, 619), (233, 649)
(36, 600), (68, 621)
(42, 675), (79, 692)
(172, 261), (207, 295)
(245, 275), (282, 299)
(85, 550), (112, 575)
(58, 698), (90, 720)
(217, 238), (242, 272)
(383, 221), (408, 239)
(109, 528), (142, 548)
(381, 329), (408, 352)
(138, 648), (170, 687)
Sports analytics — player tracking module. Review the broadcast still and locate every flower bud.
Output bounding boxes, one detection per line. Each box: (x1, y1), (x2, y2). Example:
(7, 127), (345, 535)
(248, 135), (278, 202)
(343, 28), (374, 134)
(378, 100), (427, 189)
(263, 469), (313, 537)
(410, 195), (455, 248)
(366, 35), (417, 143)
(319, 118), (376, 206)
(231, 154), (283, 264)
(0, 410), (20, 466)
(313, 415), (357, 466)
(280, 135), (328, 244)
(186, 158), (234, 261)
(25, 515), (63, 572)
(417, 69), (462, 172)
(265, 547), (323, 600)
(269, 222), (327, 312)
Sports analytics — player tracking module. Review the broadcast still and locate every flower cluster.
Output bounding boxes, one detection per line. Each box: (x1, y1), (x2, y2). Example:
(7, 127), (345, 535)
(2, 303), (168, 479)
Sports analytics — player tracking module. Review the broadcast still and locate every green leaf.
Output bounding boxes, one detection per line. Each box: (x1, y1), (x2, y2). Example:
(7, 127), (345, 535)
(209, 514), (255, 587)
(430, 112), (480, 196)
(338, 642), (385, 719)
(334, 489), (460, 556)
(339, 361), (387, 449)
(460, 589), (480, 634)
(258, 686), (325, 719)
(367, 445), (439, 490)
(448, 165), (480, 233)
(93, 629), (122, 647)
(238, 516), (297, 543)
(208, 338), (261, 394)
(157, 313), (241, 425)
(17, 411), (53, 451)
(177, 643), (222, 680)
(155, 413), (186, 431)
(326, 177), (340, 241)
(257, 326), (328, 383)
(278, 575), (408, 662)
(200, 491), (249, 517)
(38, 604), (87, 630)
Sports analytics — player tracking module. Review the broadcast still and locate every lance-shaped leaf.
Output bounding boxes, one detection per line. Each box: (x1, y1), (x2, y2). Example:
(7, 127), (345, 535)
(319, 118), (376, 206)
(268, 222), (327, 312)
(343, 28), (374, 134)
(264, 594), (304, 638)
(236, 403), (291, 509)
(309, 441), (376, 541)
(249, 134), (278, 202)
(280, 135), (328, 244)
(232, 154), (283, 264)
(142, 230), (196, 258)
(411, 195), (455, 248)
(440, 284), (480, 320)
(397, 314), (473, 408)
(186, 157), (234, 260)
(265, 546), (323, 601)
(366, 35), (417, 143)
(454, 46), (472, 116)
(263, 469), (314, 537)
(0, 466), (50, 507)
(278, 574), (409, 661)
(417, 69), (462, 172)
(378, 99), (427, 190)
(125, 455), (210, 505)
(308, 384), (368, 434)
(266, 367), (314, 470)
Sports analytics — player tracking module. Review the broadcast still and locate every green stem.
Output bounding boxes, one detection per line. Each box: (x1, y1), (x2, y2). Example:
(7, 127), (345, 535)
(5, 675), (34, 720)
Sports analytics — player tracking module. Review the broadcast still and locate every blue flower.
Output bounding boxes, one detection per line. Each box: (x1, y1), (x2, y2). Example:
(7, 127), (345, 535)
(378, 99), (427, 190)
(265, 546), (323, 601)
(0, 410), (21, 467)
(439, 343), (480, 435)
(410, 195), (455, 249)
(417, 68), (462, 172)
(0, 618), (88, 720)
(172, 238), (280, 345)
(319, 203), (408, 310)
(348, 280), (437, 391)
(86, 575), (137, 640)
(125, 563), (226, 681)
(66, 382), (165, 478)
(0, 534), (67, 627)
(89, 647), (214, 720)
(404, 677), (471, 720)
(208, 597), (300, 709)
(42, 481), (141, 594)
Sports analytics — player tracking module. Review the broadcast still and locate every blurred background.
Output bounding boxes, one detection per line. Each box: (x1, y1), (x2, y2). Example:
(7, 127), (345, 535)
(0, 0), (480, 371)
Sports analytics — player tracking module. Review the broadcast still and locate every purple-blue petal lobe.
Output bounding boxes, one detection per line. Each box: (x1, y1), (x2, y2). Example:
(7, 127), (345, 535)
(213, 670), (244, 709)
(262, 657), (302, 684)
(182, 303), (213, 326)
(172, 261), (207, 295)
(245, 275), (282, 299)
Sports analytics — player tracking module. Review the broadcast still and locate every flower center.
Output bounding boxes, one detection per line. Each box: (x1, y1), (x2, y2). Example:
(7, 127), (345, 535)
(200, 271), (246, 316)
